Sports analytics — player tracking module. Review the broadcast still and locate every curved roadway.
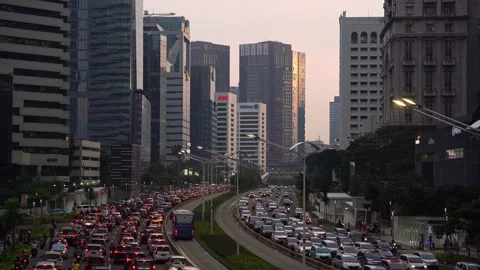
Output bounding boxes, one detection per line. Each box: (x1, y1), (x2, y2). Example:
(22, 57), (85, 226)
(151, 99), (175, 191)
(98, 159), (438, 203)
(215, 193), (316, 270)
(166, 192), (228, 270)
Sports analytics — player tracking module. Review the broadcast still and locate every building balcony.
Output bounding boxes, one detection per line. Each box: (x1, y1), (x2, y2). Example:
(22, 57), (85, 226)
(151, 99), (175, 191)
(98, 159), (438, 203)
(442, 57), (456, 66)
(423, 87), (437, 96)
(403, 57), (416, 66)
(423, 57), (437, 66)
(403, 87), (415, 97)
(442, 88), (455, 96)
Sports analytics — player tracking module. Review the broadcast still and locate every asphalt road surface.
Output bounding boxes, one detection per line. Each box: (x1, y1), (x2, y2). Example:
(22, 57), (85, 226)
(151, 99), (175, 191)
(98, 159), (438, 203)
(215, 187), (317, 270)
(165, 191), (228, 270)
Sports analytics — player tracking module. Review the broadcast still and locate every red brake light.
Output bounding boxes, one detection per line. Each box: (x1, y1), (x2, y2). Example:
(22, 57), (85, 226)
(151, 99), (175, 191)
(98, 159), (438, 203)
(192, 230), (194, 236)
(174, 229), (178, 236)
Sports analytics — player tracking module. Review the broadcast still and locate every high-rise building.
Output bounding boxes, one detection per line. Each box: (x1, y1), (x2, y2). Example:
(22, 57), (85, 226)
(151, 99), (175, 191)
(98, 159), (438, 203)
(0, 0), (71, 182)
(239, 41), (294, 165)
(230, 86), (239, 96)
(68, 0), (89, 140)
(192, 41), (230, 93)
(70, 140), (100, 185)
(293, 51), (306, 154)
(144, 22), (169, 164)
(190, 66), (217, 158)
(329, 96), (341, 144)
(87, 0), (144, 148)
(132, 90), (151, 169)
(339, 12), (383, 139)
(215, 92), (238, 175)
(144, 13), (191, 162)
(381, 0), (480, 124)
(237, 103), (267, 172)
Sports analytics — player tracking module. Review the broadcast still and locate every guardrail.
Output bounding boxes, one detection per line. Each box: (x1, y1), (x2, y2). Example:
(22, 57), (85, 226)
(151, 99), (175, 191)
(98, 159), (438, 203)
(162, 190), (229, 268)
(231, 203), (335, 270)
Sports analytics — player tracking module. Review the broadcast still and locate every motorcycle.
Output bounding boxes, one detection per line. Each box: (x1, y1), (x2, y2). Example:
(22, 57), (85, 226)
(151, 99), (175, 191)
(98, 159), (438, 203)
(21, 258), (28, 268)
(39, 240), (46, 250)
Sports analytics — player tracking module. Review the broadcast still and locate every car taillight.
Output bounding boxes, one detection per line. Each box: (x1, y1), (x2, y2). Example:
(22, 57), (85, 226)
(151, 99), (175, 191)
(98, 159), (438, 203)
(174, 229), (178, 236)
(192, 230), (194, 236)
(152, 265), (156, 269)
(85, 249), (88, 252)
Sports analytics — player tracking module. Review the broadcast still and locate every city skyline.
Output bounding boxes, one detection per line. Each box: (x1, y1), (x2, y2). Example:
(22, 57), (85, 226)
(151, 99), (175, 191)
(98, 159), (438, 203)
(144, 0), (384, 142)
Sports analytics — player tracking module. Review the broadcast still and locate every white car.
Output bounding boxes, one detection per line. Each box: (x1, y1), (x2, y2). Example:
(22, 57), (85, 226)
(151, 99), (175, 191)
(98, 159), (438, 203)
(43, 251), (63, 269)
(120, 236), (135, 246)
(241, 210), (251, 220)
(149, 238), (167, 253)
(84, 244), (104, 258)
(147, 233), (164, 247)
(51, 243), (68, 259)
(295, 240), (313, 255)
(166, 256), (188, 269)
(271, 230), (288, 243)
(153, 244), (172, 262)
(34, 261), (56, 270)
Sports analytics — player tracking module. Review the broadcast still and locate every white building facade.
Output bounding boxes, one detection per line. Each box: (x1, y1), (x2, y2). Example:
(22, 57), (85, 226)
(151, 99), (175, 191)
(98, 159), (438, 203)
(215, 92), (238, 176)
(237, 102), (267, 172)
(339, 12), (384, 139)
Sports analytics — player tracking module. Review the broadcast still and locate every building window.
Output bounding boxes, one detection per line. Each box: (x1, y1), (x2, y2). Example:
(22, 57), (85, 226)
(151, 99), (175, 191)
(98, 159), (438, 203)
(370, 32), (377, 44)
(425, 100), (434, 123)
(442, 3), (455, 16)
(404, 71), (413, 91)
(425, 40), (434, 59)
(351, 32), (358, 44)
(406, 6), (414, 15)
(425, 71), (434, 89)
(405, 23), (414, 33)
(405, 40), (413, 60)
(445, 23), (453, 32)
(423, 4), (436, 16)
(444, 100), (453, 117)
(444, 70), (453, 92)
(426, 23), (435, 32)
(360, 32), (368, 44)
(444, 40), (453, 59)
(405, 108), (413, 123)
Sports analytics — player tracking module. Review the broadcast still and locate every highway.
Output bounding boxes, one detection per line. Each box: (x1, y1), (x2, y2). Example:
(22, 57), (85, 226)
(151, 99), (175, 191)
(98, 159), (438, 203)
(165, 192), (228, 270)
(215, 188), (317, 270)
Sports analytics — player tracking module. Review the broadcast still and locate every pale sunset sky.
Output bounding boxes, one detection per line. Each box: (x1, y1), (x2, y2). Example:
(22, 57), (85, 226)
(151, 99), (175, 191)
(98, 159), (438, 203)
(144, 0), (384, 142)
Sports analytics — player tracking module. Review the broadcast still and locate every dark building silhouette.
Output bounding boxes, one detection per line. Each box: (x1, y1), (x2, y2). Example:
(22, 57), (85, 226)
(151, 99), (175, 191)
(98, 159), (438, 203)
(192, 41), (230, 93)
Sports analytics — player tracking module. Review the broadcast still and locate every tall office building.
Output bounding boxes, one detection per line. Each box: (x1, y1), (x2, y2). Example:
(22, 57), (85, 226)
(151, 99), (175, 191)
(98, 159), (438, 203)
(230, 86), (239, 96)
(87, 0), (144, 148)
(339, 12), (383, 139)
(190, 66), (217, 158)
(133, 91), (151, 168)
(215, 92), (238, 175)
(68, 0), (89, 140)
(293, 51), (306, 154)
(144, 22), (169, 164)
(144, 13), (191, 162)
(239, 41), (294, 165)
(0, 0), (71, 182)
(381, 0), (480, 124)
(237, 102), (267, 172)
(329, 96), (341, 144)
(192, 41), (230, 93)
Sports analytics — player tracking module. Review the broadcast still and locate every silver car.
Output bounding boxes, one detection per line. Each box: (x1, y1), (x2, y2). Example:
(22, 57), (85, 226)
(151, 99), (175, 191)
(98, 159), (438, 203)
(399, 254), (428, 270)
(413, 252), (438, 270)
(332, 254), (361, 270)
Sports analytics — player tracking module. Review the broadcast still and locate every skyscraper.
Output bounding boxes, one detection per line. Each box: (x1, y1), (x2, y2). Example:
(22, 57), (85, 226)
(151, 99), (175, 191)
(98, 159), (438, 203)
(87, 0), (144, 148)
(339, 12), (383, 139)
(192, 41), (230, 93)
(292, 51), (306, 154)
(330, 96), (341, 144)
(237, 103), (267, 172)
(144, 13), (191, 162)
(144, 22), (169, 164)
(239, 41), (294, 165)
(190, 66), (217, 159)
(0, 0), (71, 182)
(68, 0), (89, 140)
(215, 92), (238, 175)
(381, 0), (480, 124)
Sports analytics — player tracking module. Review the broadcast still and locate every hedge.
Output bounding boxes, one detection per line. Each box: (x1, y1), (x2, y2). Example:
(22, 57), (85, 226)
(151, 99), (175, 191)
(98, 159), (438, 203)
(435, 252), (480, 265)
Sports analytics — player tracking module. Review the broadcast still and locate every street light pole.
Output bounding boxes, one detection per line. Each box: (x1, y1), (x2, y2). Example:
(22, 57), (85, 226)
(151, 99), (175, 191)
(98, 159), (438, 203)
(302, 155), (306, 264)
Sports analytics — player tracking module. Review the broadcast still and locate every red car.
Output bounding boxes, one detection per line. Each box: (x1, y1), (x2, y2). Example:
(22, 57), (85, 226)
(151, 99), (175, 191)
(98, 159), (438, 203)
(85, 255), (106, 270)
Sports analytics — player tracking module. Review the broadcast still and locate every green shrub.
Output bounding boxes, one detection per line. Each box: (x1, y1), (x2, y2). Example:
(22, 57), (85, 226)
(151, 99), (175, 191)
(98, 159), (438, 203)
(435, 252), (480, 264)
(0, 244), (29, 270)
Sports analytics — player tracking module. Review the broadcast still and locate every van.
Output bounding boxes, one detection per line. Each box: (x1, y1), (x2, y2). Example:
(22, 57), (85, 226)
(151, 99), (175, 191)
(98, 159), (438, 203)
(74, 204), (93, 213)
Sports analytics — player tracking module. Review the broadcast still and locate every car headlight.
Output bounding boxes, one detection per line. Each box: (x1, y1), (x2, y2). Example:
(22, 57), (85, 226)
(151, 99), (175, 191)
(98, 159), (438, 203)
(424, 266), (427, 269)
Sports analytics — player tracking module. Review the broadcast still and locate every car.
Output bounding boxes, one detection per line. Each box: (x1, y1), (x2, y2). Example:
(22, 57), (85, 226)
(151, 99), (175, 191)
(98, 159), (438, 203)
(358, 251), (382, 266)
(311, 226), (326, 237)
(120, 236), (135, 246)
(455, 262), (480, 270)
(295, 240), (313, 255)
(332, 254), (362, 269)
(363, 266), (388, 270)
(322, 240), (340, 256)
(413, 252), (439, 270)
(376, 249), (396, 260)
(113, 245), (133, 264)
(166, 256), (188, 269)
(399, 254), (428, 270)
(355, 242), (376, 253)
(310, 246), (332, 264)
(271, 230), (288, 243)
(241, 210), (251, 220)
(132, 258), (156, 270)
(85, 255), (107, 270)
(153, 245), (172, 263)
(43, 251), (63, 269)
(148, 238), (167, 253)
(33, 261), (56, 270)
(338, 245), (358, 256)
(124, 251), (147, 270)
(381, 259), (407, 270)
(51, 242), (68, 259)
(85, 244), (104, 259)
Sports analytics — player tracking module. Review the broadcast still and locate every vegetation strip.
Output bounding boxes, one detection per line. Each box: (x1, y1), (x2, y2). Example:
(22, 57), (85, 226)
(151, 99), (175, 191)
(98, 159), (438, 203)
(192, 192), (280, 270)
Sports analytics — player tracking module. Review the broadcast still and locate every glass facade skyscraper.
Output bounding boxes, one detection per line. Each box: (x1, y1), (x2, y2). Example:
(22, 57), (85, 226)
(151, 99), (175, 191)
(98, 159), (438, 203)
(191, 41), (230, 93)
(87, 0), (143, 148)
(144, 24), (168, 164)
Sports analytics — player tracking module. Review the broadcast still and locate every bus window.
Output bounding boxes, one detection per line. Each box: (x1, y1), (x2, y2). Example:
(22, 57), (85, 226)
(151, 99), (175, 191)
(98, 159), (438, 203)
(176, 214), (193, 224)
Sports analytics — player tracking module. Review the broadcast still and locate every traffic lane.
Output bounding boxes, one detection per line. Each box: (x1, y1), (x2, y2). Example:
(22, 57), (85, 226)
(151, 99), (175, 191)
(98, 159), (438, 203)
(165, 192), (229, 270)
(217, 193), (317, 270)
(28, 227), (76, 270)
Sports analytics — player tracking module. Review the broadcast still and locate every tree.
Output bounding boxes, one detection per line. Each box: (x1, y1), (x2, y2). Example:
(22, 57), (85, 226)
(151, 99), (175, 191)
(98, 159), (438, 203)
(3, 197), (22, 250)
(453, 199), (480, 245)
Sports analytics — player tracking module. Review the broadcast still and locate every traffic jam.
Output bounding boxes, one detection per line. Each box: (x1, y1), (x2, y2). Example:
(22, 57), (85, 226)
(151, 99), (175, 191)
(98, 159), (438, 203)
(29, 184), (230, 270)
(238, 185), (444, 270)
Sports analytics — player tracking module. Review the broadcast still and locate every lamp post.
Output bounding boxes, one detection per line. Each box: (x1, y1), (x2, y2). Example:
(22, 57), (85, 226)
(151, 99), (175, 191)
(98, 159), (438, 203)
(40, 199), (43, 227)
(181, 152), (209, 221)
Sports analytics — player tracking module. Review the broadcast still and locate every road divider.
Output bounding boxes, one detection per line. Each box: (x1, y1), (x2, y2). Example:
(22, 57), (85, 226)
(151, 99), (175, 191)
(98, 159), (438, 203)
(231, 203), (335, 270)
(193, 192), (280, 270)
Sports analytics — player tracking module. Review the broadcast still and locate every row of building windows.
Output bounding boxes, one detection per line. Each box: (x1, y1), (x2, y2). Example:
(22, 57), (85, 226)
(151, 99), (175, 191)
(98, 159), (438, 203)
(351, 32), (378, 44)
(401, 69), (455, 93)
(416, 148), (464, 163)
(351, 99), (379, 103)
(351, 64), (382, 69)
(351, 47), (378, 52)
(351, 81), (382, 86)
(351, 107), (378, 112)
(351, 56), (380, 61)
(351, 90), (382, 95)
(402, 40), (455, 61)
